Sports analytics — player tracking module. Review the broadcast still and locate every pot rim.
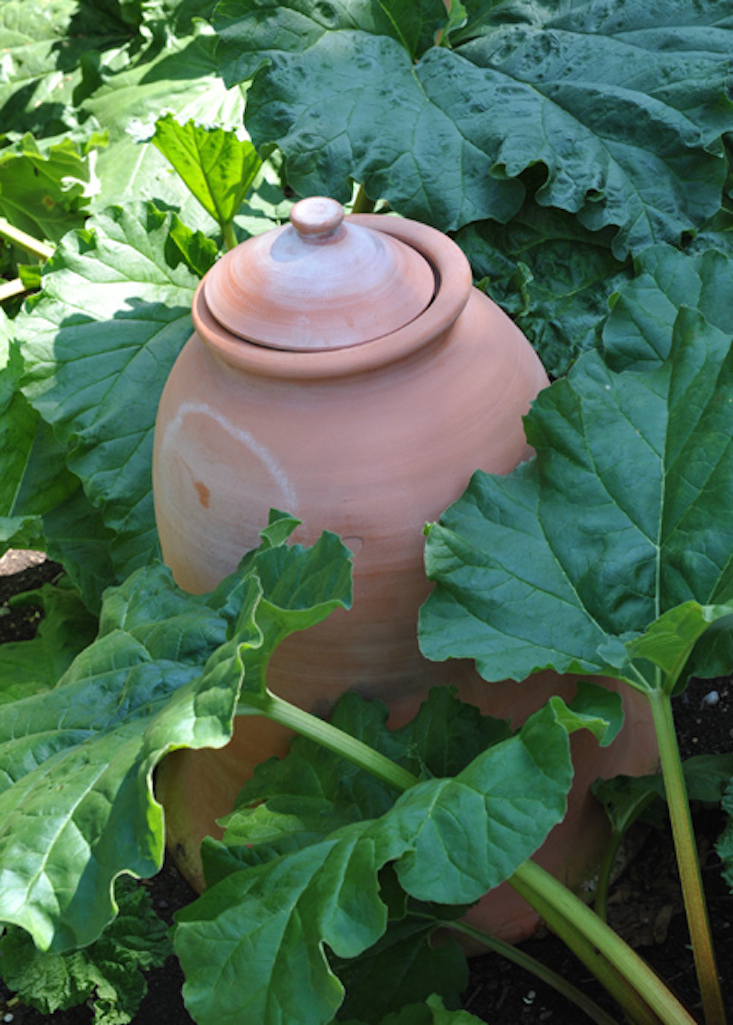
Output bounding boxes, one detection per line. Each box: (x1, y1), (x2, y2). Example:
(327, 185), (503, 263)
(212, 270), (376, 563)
(191, 213), (473, 380)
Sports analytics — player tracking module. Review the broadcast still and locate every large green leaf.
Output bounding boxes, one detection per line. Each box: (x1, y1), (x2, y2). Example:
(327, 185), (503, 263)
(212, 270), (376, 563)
(456, 205), (631, 376)
(603, 244), (733, 370)
(16, 202), (200, 580)
(213, 0), (450, 72)
(0, 312), (78, 551)
(175, 688), (618, 1025)
(40, 488), (119, 612)
(419, 293), (733, 687)
(0, 515), (353, 953)
(215, 0), (733, 256)
(0, 0), (131, 139)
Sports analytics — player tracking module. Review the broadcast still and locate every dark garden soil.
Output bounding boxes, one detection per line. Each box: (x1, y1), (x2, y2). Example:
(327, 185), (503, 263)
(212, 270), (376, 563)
(1, 553), (731, 1025)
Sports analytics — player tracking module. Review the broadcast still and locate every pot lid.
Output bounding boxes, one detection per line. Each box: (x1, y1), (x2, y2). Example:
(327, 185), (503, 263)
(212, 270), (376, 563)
(202, 196), (435, 351)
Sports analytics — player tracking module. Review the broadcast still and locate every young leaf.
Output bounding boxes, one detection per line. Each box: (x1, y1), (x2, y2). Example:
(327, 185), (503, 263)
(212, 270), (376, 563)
(420, 304), (733, 689)
(594, 753), (733, 836)
(342, 994), (486, 1025)
(152, 115), (262, 235)
(621, 601), (733, 693)
(215, 0), (733, 255)
(16, 203), (200, 580)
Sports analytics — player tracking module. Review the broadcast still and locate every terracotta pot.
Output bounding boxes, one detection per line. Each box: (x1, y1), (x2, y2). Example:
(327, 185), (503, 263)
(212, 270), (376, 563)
(152, 198), (658, 941)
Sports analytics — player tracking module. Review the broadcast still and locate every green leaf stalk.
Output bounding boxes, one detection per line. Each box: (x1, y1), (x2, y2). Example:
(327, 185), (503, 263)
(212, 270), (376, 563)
(236, 684), (698, 1025)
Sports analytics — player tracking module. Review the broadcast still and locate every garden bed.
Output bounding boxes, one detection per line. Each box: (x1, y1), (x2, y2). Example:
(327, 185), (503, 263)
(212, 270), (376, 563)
(1, 554), (730, 1025)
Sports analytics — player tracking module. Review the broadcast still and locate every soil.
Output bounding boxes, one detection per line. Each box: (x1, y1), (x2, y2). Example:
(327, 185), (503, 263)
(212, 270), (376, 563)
(0, 552), (731, 1025)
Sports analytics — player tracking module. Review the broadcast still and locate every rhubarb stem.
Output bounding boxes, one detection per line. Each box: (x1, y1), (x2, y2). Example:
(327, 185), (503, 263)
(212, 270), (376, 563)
(449, 920), (620, 1025)
(0, 219), (54, 261)
(648, 688), (726, 1025)
(510, 860), (698, 1025)
(238, 690), (419, 793)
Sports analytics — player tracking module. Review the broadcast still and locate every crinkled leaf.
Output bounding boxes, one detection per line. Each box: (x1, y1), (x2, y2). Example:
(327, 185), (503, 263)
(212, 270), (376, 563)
(603, 245), (733, 370)
(16, 203), (200, 580)
(0, 565), (238, 952)
(0, 133), (106, 244)
(420, 303), (733, 689)
(216, 0), (733, 255)
(456, 206), (631, 377)
(0, 877), (170, 1022)
(175, 692), (615, 1025)
(0, 516), (351, 953)
(0, 581), (98, 704)
(152, 115), (261, 228)
(214, 0), (451, 72)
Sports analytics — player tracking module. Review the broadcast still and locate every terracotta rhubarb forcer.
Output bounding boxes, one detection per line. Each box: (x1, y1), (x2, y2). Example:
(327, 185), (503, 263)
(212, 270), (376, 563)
(152, 197), (658, 942)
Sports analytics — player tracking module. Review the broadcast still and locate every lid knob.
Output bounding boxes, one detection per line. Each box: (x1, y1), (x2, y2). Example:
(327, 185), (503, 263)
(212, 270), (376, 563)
(290, 197), (345, 241)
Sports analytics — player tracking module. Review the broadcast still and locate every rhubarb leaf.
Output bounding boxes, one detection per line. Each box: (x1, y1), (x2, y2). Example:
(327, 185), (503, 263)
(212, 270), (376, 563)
(456, 206), (631, 376)
(420, 299), (733, 689)
(0, 516), (352, 952)
(16, 203), (200, 584)
(0, 581), (98, 704)
(0, 134), (105, 245)
(215, 0), (733, 256)
(603, 245), (733, 370)
(0, 878), (170, 1022)
(152, 116), (262, 229)
(175, 690), (617, 1025)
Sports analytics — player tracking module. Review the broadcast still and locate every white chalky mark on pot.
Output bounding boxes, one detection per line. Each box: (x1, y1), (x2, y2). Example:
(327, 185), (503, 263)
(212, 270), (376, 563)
(160, 401), (298, 512)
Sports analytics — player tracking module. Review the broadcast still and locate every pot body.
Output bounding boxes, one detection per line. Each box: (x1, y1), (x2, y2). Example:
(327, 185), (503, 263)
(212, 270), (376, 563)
(152, 214), (658, 940)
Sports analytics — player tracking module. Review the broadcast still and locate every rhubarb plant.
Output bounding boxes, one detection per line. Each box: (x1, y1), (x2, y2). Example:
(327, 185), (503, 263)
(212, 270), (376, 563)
(0, 1), (732, 1023)
(419, 244), (733, 1024)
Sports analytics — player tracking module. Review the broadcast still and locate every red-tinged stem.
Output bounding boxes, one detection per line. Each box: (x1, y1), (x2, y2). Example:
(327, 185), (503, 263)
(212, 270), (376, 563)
(648, 688), (727, 1025)
(510, 860), (698, 1025)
